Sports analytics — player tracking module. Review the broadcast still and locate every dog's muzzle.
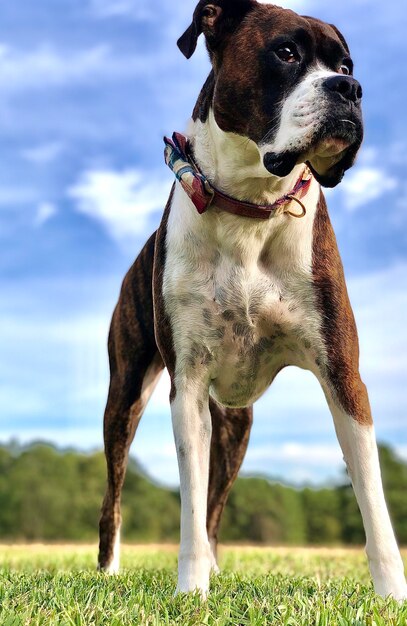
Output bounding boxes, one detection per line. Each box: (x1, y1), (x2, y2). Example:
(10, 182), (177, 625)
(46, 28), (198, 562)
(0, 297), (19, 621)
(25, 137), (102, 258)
(263, 74), (364, 186)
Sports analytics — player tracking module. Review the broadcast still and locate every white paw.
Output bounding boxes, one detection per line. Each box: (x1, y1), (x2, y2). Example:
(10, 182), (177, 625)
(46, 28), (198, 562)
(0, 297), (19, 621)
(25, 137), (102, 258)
(369, 552), (407, 601)
(98, 559), (120, 575)
(175, 584), (208, 599)
(381, 583), (407, 603)
(176, 552), (211, 597)
(376, 584), (407, 603)
(395, 587), (407, 603)
(99, 529), (121, 575)
(372, 569), (407, 602)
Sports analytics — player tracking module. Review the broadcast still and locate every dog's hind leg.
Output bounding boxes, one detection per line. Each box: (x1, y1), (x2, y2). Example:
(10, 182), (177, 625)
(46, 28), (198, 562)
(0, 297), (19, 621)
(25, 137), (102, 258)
(98, 233), (164, 574)
(207, 400), (253, 570)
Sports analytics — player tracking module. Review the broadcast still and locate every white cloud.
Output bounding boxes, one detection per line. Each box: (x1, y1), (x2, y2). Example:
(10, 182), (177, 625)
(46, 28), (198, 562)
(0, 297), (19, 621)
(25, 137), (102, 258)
(357, 145), (379, 166)
(0, 44), (108, 89)
(347, 263), (407, 376)
(246, 443), (343, 465)
(35, 202), (57, 226)
(341, 165), (398, 211)
(0, 44), (163, 93)
(0, 429), (104, 450)
(68, 168), (171, 244)
(242, 443), (346, 485)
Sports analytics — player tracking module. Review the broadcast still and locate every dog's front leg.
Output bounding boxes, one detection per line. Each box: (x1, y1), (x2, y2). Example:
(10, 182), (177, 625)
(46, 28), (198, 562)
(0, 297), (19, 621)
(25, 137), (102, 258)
(171, 380), (212, 596)
(321, 378), (407, 601)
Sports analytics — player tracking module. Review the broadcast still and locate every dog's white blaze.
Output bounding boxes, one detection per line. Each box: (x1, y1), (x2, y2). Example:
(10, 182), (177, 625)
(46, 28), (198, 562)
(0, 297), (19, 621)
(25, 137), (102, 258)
(326, 402), (407, 600)
(260, 68), (340, 156)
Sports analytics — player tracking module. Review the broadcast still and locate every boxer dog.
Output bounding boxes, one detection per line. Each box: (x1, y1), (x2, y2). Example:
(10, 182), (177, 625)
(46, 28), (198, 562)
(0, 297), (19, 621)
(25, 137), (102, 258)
(98, 0), (407, 600)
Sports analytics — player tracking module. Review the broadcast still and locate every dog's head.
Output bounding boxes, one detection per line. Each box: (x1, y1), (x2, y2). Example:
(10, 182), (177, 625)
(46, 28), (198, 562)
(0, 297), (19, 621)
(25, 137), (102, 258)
(178, 0), (363, 188)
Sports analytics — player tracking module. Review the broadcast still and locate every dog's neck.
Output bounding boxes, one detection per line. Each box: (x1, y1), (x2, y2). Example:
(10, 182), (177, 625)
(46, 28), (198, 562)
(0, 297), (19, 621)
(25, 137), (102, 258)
(188, 109), (306, 206)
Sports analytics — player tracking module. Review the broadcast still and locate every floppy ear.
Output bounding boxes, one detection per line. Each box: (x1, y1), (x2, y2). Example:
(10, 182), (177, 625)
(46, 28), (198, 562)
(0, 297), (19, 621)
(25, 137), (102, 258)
(329, 24), (350, 54)
(177, 21), (201, 59)
(177, 0), (255, 59)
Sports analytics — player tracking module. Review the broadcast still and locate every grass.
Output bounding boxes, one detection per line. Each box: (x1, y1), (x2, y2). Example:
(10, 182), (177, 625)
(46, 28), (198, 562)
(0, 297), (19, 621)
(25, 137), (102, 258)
(0, 544), (406, 625)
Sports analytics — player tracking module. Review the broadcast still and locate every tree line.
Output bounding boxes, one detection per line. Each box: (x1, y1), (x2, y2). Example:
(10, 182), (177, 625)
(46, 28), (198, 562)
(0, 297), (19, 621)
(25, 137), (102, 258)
(0, 442), (406, 544)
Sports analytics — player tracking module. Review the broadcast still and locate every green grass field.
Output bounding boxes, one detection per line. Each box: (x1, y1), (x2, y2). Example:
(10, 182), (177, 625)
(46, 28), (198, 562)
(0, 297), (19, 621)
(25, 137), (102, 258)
(1, 545), (406, 625)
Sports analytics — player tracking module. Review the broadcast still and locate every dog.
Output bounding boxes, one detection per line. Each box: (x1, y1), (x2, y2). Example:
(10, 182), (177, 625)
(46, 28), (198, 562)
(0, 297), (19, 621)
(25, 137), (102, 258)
(98, 0), (407, 600)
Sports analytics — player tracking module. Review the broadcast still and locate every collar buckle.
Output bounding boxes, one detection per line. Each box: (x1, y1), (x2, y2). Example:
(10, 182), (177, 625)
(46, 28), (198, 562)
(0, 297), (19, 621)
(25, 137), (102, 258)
(284, 195), (307, 218)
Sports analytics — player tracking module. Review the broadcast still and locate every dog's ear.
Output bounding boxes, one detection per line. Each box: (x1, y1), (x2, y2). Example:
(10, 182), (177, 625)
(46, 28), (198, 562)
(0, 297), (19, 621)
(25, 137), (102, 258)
(329, 24), (350, 54)
(177, 0), (255, 59)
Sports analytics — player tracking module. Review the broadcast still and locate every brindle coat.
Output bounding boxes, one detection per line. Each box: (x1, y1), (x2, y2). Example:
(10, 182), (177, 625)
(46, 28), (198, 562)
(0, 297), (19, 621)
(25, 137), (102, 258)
(97, 0), (406, 601)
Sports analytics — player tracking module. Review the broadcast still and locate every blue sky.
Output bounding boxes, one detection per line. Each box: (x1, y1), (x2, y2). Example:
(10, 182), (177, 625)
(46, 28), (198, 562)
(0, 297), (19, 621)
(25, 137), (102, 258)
(1, 0), (406, 486)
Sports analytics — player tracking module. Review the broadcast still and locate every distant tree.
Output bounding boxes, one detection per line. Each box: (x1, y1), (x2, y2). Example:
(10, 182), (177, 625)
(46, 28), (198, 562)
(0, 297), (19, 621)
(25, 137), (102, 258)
(122, 457), (180, 541)
(0, 442), (405, 545)
(221, 477), (306, 544)
(302, 488), (342, 544)
(379, 445), (407, 544)
(0, 445), (104, 540)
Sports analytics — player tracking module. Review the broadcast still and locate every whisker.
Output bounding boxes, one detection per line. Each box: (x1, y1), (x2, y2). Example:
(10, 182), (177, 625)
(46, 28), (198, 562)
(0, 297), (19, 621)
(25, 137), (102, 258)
(339, 119), (356, 127)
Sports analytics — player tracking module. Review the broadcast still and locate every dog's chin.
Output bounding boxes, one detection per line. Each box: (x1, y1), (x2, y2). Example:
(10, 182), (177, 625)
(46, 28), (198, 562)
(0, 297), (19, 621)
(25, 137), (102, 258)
(262, 139), (352, 183)
(263, 114), (363, 187)
(303, 118), (364, 186)
(305, 137), (355, 188)
(263, 138), (361, 188)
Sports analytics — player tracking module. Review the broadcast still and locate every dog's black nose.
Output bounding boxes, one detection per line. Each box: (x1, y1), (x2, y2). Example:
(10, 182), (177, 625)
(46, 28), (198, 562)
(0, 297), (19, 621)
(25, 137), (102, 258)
(324, 75), (362, 104)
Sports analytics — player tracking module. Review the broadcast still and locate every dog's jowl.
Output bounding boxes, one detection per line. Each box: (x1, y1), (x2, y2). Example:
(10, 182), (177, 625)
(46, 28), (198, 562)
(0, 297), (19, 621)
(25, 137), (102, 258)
(98, 0), (407, 600)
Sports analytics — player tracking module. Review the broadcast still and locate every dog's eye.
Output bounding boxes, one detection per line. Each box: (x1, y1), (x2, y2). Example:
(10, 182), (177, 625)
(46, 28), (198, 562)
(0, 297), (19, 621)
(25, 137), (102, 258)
(276, 46), (299, 64)
(338, 60), (353, 75)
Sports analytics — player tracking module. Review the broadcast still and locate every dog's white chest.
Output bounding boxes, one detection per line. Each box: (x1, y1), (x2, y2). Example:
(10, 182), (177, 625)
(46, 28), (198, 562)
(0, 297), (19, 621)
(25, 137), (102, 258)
(204, 259), (312, 406)
(164, 183), (324, 408)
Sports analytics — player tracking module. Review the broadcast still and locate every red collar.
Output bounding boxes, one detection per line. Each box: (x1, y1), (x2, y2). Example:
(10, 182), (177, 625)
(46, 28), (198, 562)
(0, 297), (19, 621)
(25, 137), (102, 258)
(164, 132), (313, 219)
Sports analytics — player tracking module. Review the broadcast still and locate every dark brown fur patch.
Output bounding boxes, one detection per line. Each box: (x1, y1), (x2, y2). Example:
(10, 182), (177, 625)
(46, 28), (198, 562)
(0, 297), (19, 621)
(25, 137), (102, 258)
(312, 193), (372, 425)
(222, 309), (235, 321)
(192, 70), (216, 123)
(207, 399), (253, 547)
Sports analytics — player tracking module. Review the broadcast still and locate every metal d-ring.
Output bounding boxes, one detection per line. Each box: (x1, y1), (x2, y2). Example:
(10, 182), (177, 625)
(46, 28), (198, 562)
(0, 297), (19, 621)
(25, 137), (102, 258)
(285, 195), (307, 218)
